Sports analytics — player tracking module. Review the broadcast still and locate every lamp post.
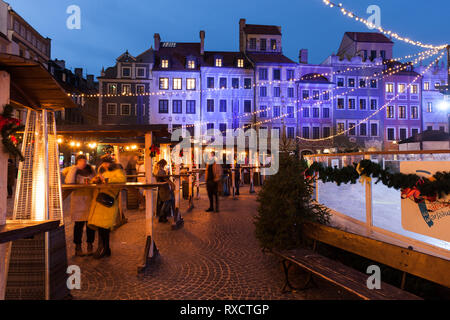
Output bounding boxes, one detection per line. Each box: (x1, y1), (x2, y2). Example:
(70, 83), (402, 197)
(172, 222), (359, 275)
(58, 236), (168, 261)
(435, 45), (450, 132)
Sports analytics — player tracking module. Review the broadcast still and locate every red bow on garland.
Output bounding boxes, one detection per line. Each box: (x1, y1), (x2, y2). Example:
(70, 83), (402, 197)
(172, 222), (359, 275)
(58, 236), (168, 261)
(401, 178), (437, 204)
(150, 144), (160, 158)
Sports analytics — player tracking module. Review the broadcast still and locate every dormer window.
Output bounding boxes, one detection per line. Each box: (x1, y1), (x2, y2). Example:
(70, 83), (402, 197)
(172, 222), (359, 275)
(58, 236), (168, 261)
(122, 67), (131, 77)
(187, 60), (196, 69)
(215, 58), (223, 67)
(271, 39), (277, 51)
(161, 59), (169, 68)
(237, 59), (244, 68)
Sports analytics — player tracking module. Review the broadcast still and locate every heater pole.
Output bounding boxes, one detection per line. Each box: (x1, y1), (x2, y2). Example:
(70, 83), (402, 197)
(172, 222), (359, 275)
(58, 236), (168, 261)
(42, 110), (51, 301)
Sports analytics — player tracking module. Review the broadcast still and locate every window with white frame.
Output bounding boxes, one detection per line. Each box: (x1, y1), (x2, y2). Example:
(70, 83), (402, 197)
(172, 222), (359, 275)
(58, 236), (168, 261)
(337, 122), (345, 134)
(359, 98), (367, 110)
(411, 106), (419, 119)
(398, 83), (406, 94)
(159, 78), (169, 90)
(122, 84), (131, 95)
(136, 84), (145, 95)
(411, 128), (419, 136)
(427, 102), (433, 113)
(399, 128), (407, 140)
(386, 106), (395, 118)
(370, 98), (378, 110)
(386, 83), (394, 93)
(411, 84), (418, 94)
(106, 103), (117, 115)
(348, 122), (356, 136)
(348, 77), (355, 88)
(398, 106), (407, 119)
(186, 100), (196, 114)
(359, 78), (366, 88)
(370, 122), (378, 137)
(187, 78), (196, 90)
(337, 77), (345, 87)
(122, 67), (131, 78)
(108, 83), (117, 95)
(424, 82), (430, 91)
(173, 78), (182, 90)
(370, 79), (377, 88)
(302, 127), (310, 139)
(136, 67), (146, 78)
(120, 104), (131, 115)
(359, 122), (367, 136)
(337, 98), (345, 109)
(348, 97), (356, 110)
(387, 128), (395, 141)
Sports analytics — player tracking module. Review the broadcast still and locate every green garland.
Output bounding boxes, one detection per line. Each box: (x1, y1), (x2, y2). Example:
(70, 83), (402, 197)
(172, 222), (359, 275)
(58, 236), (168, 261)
(0, 104), (24, 161)
(305, 159), (450, 200)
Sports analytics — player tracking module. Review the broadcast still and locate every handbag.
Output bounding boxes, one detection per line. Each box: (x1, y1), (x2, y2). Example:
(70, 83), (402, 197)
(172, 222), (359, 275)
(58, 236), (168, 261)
(96, 192), (115, 208)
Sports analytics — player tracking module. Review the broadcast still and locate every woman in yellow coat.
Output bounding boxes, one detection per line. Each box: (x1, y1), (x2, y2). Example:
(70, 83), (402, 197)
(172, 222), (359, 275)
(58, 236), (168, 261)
(88, 155), (126, 259)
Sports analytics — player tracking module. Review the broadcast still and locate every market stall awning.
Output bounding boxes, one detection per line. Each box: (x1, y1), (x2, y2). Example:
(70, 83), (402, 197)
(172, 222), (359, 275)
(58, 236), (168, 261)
(0, 53), (78, 110)
(57, 124), (171, 138)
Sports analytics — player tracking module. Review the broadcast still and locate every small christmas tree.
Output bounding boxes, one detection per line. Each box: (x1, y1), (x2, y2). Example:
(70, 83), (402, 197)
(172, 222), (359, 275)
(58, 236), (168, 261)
(254, 151), (330, 250)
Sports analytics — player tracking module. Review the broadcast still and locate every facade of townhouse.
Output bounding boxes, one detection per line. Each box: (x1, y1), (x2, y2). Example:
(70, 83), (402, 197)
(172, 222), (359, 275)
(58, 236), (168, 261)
(98, 49), (154, 125)
(239, 19), (298, 139)
(416, 61), (448, 133)
(296, 62), (335, 153)
(48, 59), (99, 125)
(322, 55), (385, 150)
(383, 61), (422, 149)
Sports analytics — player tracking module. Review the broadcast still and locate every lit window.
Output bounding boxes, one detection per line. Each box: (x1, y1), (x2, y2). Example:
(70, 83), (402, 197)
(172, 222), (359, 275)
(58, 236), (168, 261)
(411, 85), (418, 94)
(161, 59), (169, 68)
(187, 60), (195, 69)
(398, 106), (406, 119)
(348, 98), (356, 110)
(159, 78), (169, 90)
(398, 84), (406, 93)
(386, 83), (394, 93)
(108, 84), (117, 95)
(424, 82), (430, 90)
(271, 39), (277, 51)
(411, 106), (418, 119)
(136, 85), (145, 95)
(122, 84), (131, 95)
(386, 106), (394, 118)
(215, 58), (222, 67)
(237, 59), (244, 68)
(348, 78), (355, 88)
(173, 78), (182, 90)
(337, 123), (345, 134)
(427, 102), (433, 113)
(187, 78), (196, 90)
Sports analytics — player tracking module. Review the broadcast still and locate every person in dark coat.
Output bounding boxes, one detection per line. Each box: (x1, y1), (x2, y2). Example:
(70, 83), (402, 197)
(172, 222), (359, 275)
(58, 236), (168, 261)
(7, 159), (17, 198)
(205, 152), (223, 212)
(153, 159), (175, 222)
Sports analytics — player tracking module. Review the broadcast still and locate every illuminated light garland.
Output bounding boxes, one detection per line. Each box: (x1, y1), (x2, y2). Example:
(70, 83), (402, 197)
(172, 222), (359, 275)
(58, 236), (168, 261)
(322, 0), (447, 50)
(296, 51), (445, 142)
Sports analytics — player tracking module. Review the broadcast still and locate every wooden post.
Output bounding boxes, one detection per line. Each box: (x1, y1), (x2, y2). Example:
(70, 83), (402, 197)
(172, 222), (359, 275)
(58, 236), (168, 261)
(138, 132), (156, 272)
(364, 155), (373, 231)
(188, 148), (194, 210)
(0, 71), (10, 300)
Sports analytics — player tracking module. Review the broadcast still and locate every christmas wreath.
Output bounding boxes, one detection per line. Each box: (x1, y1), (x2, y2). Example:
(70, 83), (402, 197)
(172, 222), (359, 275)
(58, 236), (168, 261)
(305, 159), (450, 201)
(150, 144), (160, 158)
(0, 104), (24, 161)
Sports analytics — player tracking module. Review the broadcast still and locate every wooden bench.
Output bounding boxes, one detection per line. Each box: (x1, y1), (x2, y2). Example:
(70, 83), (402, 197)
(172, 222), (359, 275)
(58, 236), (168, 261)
(272, 247), (421, 300)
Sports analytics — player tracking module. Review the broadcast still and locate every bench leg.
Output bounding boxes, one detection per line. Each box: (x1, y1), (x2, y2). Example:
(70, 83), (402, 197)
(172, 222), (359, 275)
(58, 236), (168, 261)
(281, 259), (317, 293)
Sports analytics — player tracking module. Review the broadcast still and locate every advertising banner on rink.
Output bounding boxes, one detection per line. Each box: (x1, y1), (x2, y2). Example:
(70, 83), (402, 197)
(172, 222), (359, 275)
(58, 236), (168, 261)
(400, 161), (450, 242)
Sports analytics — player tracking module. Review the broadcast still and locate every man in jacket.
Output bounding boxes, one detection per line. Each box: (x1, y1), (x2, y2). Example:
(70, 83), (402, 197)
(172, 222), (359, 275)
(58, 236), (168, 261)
(205, 151), (223, 213)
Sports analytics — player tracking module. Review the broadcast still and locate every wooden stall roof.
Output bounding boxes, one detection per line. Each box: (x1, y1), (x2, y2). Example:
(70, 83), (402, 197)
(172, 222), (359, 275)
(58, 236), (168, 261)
(57, 124), (171, 138)
(0, 53), (78, 110)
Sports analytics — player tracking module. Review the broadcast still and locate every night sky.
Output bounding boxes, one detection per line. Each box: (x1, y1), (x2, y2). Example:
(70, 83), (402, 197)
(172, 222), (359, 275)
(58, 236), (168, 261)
(6, 0), (449, 77)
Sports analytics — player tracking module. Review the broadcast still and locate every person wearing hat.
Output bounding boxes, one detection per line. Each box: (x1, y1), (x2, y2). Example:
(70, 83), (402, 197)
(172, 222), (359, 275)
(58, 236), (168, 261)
(88, 155), (126, 259)
(65, 154), (96, 256)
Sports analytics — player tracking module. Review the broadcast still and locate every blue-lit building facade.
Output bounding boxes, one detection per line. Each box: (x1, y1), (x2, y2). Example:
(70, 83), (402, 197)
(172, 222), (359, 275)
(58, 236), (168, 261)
(97, 20), (448, 151)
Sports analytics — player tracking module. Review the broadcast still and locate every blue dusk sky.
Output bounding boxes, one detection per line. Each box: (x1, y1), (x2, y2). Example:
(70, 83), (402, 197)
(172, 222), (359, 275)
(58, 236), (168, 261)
(5, 0), (449, 77)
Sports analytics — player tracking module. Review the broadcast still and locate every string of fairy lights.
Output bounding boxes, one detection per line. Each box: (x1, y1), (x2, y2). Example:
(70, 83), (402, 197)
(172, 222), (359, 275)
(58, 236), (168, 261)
(296, 50), (446, 142)
(322, 0), (448, 50)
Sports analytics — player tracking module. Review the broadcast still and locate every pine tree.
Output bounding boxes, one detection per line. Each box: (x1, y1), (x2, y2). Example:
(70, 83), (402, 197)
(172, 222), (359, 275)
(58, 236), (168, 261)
(254, 152), (330, 250)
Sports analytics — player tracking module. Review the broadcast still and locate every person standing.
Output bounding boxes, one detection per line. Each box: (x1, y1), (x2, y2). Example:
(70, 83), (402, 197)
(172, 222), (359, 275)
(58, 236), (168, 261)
(235, 160), (241, 196)
(153, 159), (175, 223)
(65, 155), (96, 257)
(7, 159), (17, 199)
(88, 155), (126, 259)
(205, 151), (223, 213)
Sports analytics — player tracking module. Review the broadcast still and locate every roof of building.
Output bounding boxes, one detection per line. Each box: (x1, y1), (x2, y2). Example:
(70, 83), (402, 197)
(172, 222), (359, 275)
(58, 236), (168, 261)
(246, 53), (296, 65)
(153, 42), (202, 71)
(202, 51), (252, 69)
(0, 53), (78, 110)
(399, 130), (450, 144)
(345, 32), (393, 44)
(244, 24), (281, 35)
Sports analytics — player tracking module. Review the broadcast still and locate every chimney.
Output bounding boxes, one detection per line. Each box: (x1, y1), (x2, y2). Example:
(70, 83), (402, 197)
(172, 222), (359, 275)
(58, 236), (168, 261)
(87, 74), (94, 86)
(239, 18), (246, 52)
(74, 68), (83, 78)
(54, 59), (66, 69)
(299, 49), (308, 64)
(200, 30), (205, 55)
(154, 33), (161, 51)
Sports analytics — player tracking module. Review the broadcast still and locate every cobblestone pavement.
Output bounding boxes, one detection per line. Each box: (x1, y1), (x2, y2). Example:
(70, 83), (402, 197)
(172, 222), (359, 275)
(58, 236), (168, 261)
(8, 187), (355, 300)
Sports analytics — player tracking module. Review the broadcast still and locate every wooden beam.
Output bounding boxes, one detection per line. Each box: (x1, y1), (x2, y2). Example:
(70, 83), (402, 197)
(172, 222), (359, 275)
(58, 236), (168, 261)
(302, 222), (450, 288)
